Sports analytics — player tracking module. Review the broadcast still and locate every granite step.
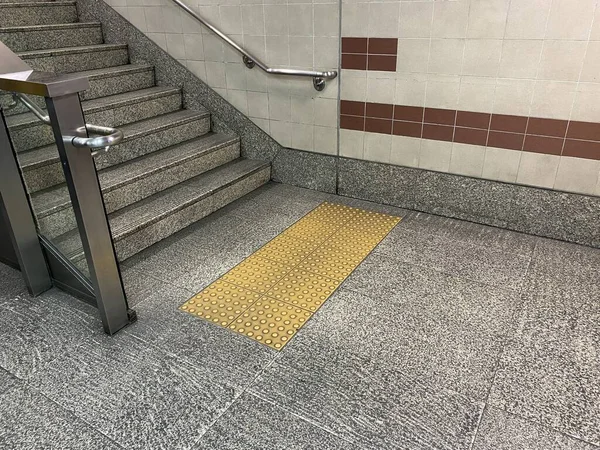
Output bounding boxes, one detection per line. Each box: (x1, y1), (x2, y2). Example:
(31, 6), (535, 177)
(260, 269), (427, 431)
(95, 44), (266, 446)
(19, 109), (211, 193)
(7, 86), (182, 152)
(32, 133), (241, 238)
(0, 22), (103, 52)
(17, 44), (129, 73)
(0, 64), (156, 116)
(0, 2), (77, 27)
(55, 158), (271, 266)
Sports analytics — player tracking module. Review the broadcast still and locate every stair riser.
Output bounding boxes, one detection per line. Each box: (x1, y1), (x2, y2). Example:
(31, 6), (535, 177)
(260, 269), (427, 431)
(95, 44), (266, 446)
(0, 68), (155, 116)
(22, 116), (211, 192)
(21, 47), (129, 73)
(36, 142), (240, 238)
(0, 26), (103, 52)
(116, 166), (271, 261)
(10, 92), (182, 152)
(0, 5), (77, 27)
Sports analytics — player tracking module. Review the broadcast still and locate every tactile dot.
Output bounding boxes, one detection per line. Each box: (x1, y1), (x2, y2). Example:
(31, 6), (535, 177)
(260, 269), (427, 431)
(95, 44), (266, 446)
(222, 256), (293, 293)
(265, 269), (341, 312)
(230, 299), (313, 349)
(179, 280), (260, 326)
(181, 201), (401, 351)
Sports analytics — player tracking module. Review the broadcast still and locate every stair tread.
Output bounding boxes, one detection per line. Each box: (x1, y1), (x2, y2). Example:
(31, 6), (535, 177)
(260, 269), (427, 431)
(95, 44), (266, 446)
(17, 43), (127, 58)
(76, 64), (155, 80)
(55, 158), (269, 258)
(19, 109), (210, 170)
(31, 133), (239, 217)
(7, 86), (181, 130)
(0, 21), (100, 31)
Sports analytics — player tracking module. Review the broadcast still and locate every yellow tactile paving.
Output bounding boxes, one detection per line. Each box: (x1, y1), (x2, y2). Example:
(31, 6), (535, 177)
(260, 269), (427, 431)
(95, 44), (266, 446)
(180, 201), (402, 350)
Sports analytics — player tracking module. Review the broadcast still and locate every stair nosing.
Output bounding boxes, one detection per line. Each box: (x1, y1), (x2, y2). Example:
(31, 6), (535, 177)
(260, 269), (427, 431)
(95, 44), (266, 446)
(81, 64), (155, 80)
(33, 134), (240, 218)
(7, 86), (182, 131)
(20, 109), (211, 171)
(0, 1), (76, 6)
(0, 22), (101, 32)
(17, 44), (128, 58)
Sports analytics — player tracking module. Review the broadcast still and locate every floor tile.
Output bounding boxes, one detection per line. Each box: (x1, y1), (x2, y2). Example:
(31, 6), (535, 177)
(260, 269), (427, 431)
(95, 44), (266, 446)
(0, 263), (28, 299)
(472, 406), (599, 450)
(523, 237), (600, 301)
(250, 333), (483, 450)
(0, 380), (122, 450)
(375, 227), (532, 290)
(195, 392), (359, 450)
(488, 293), (600, 445)
(399, 211), (537, 256)
(124, 283), (276, 389)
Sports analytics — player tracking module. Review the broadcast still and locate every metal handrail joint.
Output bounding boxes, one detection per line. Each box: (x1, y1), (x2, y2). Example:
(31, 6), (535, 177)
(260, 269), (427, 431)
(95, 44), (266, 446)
(171, 0), (338, 91)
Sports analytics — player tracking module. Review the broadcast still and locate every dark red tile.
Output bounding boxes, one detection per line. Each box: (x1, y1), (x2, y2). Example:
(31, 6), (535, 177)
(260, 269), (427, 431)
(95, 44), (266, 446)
(342, 37), (368, 54)
(393, 120), (422, 138)
(368, 38), (398, 55)
(527, 117), (568, 138)
(340, 100), (365, 116)
(563, 139), (600, 160)
(367, 55), (397, 71)
(490, 114), (528, 133)
(340, 115), (365, 131)
(422, 124), (453, 142)
(394, 105), (423, 122)
(487, 131), (524, 151)
(454, 127), (488, 146)
(365, 118), (392, 134)
(523, 135), (564, 155)
(566, 121), (600, 142)
(342, 54), (367, 70)
(366, 102), (394, 119)
(456, 111), (490, 130)
(424, 108), (456, 126)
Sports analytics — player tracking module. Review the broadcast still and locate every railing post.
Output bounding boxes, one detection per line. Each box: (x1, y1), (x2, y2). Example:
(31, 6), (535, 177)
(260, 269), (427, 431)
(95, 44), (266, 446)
(45, 93), (133, 335)
(0, 111), (52, 296)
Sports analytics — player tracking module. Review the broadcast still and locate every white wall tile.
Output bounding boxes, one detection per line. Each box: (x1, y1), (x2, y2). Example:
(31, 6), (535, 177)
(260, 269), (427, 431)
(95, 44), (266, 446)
(391, 135), (420, 167)
(314, 126), (338, 155)
(268, 93), (291, 121)
(530, 81), (577, 119)
(366, 76), (396, 104)
(291, 96), (314, 125)
(394, 73), (427, 107)
(545, 0), (596, 40)
(364, 133), (392, 163)
(462, 40), (502, 77)
(458, 77), (496, 112)
(241, 5), (264, 34)
(399, 2), (433, 39)
(419, 139), (452, 172)
(314, 97), (338, 128)
(247, 91), (269, 119)
(270, 120), (292, 147)
(498, 40), (544, 79)
(288, 5), (313, 37)
(572, 83), (600, 122)
(342, 3), (369, 37)
(227, 89), (248, 114)
(432, 1), (470, 38)
(425, 75), (460, 109)
(315, 4), (339, 37)
(493, 79), (535, 116)
(184, 33), (204, 60)
(482, 147), (522, 183)
(292, 123), (314, 151)
(554, 156), (600, 195)
(580, 41), (600, 83)
(165, 33), (186, 60)
(516, 152), (560, 189)
(449, 143), (486, 177)
(537, 40), (587, 82)
(467, 0), (509, 39)
(264, 4), (288, 36)
(396, 39), (430, 74)
(368, 3), (400, 38)
(505, 0), (552, 39)
(340, 129), (364, 159)
(428, 39), (465, 76)
(340, 71), (367, 102)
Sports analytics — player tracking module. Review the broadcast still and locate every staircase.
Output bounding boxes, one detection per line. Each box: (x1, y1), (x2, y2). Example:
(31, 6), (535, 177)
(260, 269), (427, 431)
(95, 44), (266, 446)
(0, 1), (271, 269)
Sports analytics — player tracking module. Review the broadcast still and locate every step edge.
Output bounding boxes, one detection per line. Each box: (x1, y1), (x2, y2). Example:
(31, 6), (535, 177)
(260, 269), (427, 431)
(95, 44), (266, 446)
(0, 22), (101, 32)
(17, 43), (128, 58)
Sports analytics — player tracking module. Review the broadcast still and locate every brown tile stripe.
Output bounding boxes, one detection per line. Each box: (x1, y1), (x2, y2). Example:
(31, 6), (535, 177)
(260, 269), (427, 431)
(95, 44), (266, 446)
(340, 101), (600, 160)
(342, 37), (398, 72)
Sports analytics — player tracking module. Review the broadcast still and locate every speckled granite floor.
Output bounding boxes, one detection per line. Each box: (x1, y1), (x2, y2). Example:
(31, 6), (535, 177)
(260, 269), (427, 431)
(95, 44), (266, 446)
(1, 182), (599, 450)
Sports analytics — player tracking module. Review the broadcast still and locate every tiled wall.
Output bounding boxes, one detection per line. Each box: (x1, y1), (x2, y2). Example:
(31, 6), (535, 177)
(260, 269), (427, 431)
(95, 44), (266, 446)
(340, 0), (600, 196)
(105, 0), (600, 197)
(105, 0), (340, 155)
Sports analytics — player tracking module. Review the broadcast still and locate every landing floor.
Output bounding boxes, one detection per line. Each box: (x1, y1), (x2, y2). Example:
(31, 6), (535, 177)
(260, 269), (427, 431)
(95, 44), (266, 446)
(0, 182), (599, 449)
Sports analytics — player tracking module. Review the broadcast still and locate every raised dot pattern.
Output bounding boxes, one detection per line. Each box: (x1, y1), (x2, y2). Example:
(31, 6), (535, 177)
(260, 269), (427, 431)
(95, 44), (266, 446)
(180, 202), (401, 350)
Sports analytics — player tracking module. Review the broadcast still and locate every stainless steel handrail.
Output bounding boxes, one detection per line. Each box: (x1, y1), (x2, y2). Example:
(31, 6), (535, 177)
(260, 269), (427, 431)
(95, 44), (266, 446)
(171, 0), (338, 91)
(14, 93), (124, 157)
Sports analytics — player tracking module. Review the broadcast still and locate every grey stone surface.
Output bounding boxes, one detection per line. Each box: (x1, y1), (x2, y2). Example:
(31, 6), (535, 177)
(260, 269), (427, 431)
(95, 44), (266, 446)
(0, 261), (27, 299)
(509, 185), (600, 248)
(0, 2), (78, 27)
(79, 64), (156, 100)
(272, 148), (337, 193)
(472, 406), (599, 450)
(76, 0), (284, 164)
(250, 312), (484, 449)
(375, 226), (532, 290)
(0, 22), (103, 52)
(19, 43), (130, 73)
(488, 289), (600, 445)
(0, 380), (122, 449)
(196, 392), (358, 449)
(338, 157), (418, 208)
